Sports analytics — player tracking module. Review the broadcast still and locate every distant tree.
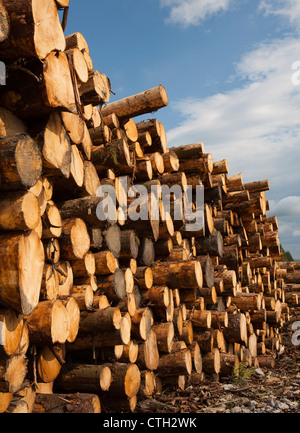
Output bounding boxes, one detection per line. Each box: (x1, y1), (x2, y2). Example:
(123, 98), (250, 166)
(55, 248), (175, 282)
(285, 251), (294, 261)
(280, 245), (294, 262)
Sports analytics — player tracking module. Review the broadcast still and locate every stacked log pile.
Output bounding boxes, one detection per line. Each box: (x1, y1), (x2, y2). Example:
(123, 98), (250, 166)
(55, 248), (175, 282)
(277, 261), (300, 320)
(0, 0), (291, 413)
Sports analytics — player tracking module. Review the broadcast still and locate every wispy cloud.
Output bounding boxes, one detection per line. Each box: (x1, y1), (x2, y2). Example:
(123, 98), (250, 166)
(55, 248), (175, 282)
(268, 197), (300, 258)
(160, 0), (231, 27)
(159, 0), (300, 257)
(269, 197), (300, 217)
(259, 0), (300, 29)
(166, 37), (300, 192)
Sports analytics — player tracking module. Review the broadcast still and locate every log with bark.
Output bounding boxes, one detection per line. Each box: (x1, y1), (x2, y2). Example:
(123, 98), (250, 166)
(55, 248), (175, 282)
(33, 393), (101, 413)
(1, 53), (77, 118)
(25, 300), (70, 346)
(54, 363), (112, 394)
(0, 134), (43, 190)
(0, 0), (65, 60)
(0, 3), (290, 412)
(0, 230), (44, 316)
(102, 85), (168, 121)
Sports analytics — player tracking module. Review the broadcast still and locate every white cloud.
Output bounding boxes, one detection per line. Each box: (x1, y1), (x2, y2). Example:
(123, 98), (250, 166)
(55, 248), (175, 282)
(166, 37), (300, 189)
(259, 0), (300, 29)
(160, 0), (231, 27)
(268, 199), (300, 258)
(269, 196), (300, 217)
(160, 1), (300, 257)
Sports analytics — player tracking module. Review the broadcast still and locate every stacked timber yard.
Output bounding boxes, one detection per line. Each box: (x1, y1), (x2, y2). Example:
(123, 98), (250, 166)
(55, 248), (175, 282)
(0, 0), (298, 414)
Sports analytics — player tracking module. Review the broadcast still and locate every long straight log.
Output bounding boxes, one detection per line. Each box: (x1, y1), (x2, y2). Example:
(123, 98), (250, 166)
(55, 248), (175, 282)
(55, 364), (112, 394)
(151, 260), (203, 289)
(178, 154), (213, 174)
(79, 307), (122, 333)
(33, 393), (101, 413)
(67, 315), (131, 350)
(285, 273), (300, 284)
(169, 143), (205, 159)
(101, 85), (168, 121)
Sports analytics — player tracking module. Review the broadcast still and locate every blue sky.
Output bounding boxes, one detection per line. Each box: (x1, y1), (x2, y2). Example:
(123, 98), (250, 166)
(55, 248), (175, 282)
(66, 0), (300, 259)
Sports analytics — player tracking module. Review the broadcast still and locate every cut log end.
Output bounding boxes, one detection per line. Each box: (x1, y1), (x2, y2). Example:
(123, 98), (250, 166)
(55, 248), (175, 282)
(63, 218), (90, 260)
(4, 355), (27, 394)
(19, 230), (45, 316)
(0, 0), (65, 59)
(64, 297), (80, 343)
(100, 366), (112, 392)
(0, 134), (43, 189)
(51, 300), (70, 344)
(124, 363), (141, 398)
(0, 2), (9, 43)
(120, 314), (131, 346)
(0, 309), (23, 356)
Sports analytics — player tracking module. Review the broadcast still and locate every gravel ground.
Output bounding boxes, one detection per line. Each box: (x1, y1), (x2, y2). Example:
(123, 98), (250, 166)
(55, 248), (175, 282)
(136, 317), (300, 414)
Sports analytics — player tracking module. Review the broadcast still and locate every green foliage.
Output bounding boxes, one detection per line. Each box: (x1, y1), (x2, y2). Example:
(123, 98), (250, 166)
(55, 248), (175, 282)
(231, 364), (255, 384)
(280, 245), (294, 262)
(285, 251), (294, 261)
